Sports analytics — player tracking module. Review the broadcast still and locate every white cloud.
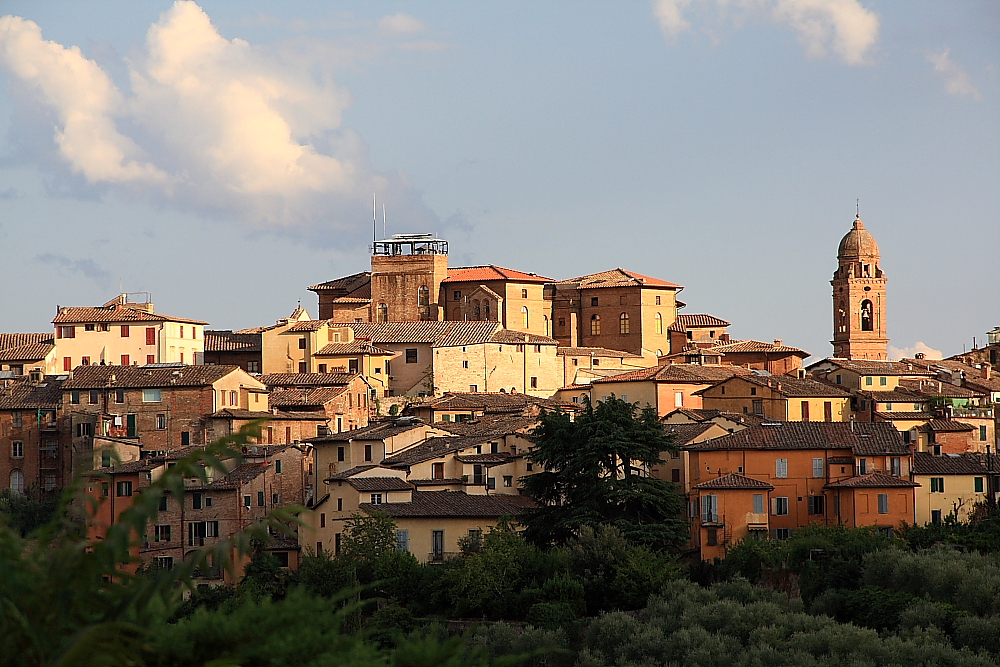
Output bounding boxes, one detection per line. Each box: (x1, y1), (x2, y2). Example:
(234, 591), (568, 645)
(888, 342), (943, 361)
(653, 0), (694, 38)
(651, 0), (879, 65)
(928, 48), (980, 100)
(378, 13), (426, 36)
(0, 2), (437, 241)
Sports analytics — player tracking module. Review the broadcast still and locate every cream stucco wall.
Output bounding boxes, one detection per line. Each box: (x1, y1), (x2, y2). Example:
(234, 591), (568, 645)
(913, 473), (985, 525)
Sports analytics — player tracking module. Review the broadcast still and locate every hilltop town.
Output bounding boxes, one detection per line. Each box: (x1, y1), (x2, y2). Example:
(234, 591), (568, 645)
(1, 214), (998, 572)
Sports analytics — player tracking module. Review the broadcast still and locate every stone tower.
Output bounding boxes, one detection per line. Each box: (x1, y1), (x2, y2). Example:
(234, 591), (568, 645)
(831, 214), (888, 360)
(370, 234), (449, 322)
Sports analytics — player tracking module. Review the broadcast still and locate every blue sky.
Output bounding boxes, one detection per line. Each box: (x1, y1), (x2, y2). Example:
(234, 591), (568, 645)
(0, 1), (997, 361)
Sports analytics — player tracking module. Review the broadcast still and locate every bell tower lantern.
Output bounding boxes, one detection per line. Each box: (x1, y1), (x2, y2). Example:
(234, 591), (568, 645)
(831, 214), (888, 360)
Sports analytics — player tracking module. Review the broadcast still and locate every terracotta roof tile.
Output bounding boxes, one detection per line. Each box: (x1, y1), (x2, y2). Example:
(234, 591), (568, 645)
(899, 379), (983, 398)
(662, 422), (718, 446)
(556, 347), (643, 359)
(489, 330), (558, 345)
(591, 363), (749, 384)
(693, 472), (775, 490)
(435, 415), (540, 437)
(710, 340), (809, 356)
(675, 314), (731, 328)
(423, 392), (561, 412)
(348, 321), (502, 347)
(209, 409), (328, 421)
(825, 472), (918, 488)
(874, 411), (935, 421)
(53, 306), (207, 325)
(920, 420), (976, 432)
(810, 359), (937, 376)
(268, 386), (348, 408)
(381, 436), (496, 467)
(686, 421), (908, 455)
(360, 490), (536, 518)
(442, 265), (554, 284)
(285, 319), (334, 332)
(315, 341), (394, 356)
(308, 272), (371, 292)
(556, 268), (681, 289)
(307, 418), (430, 443)
(0, 376), (68, 409)
(912, 452), (987, 475)
(259, 373), (356, 387)
(325, 464), (379, 480)
(0, 342), (54, 362)
(204, 330), (262, 353)
(62, 365), (240, 389)
(348, 477), (413, 492)
(733, 376), (851, 398)
(0, 333), (53, 349)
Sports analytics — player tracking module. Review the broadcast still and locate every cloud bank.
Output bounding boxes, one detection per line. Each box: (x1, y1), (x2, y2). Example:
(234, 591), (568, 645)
(653, 0), (879, 65)
(888, 342), (943, 361)
(0, 2), (437, 242)
(928, 48), (980, 100)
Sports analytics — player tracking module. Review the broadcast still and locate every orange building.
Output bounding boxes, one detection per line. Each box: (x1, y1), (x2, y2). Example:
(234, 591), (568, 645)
(685, 422), (913, 559)
(691, 473), (773, 561)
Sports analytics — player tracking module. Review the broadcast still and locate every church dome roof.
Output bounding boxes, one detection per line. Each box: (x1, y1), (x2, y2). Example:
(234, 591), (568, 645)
(838, 215), (879, 259)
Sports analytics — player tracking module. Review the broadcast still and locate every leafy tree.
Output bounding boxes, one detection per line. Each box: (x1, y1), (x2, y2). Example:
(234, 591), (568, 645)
(521, 396), (688, 550)
(0, 487), (58, 536)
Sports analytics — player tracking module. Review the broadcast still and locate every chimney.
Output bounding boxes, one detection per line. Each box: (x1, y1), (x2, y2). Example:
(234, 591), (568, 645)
(915, 353), (925, 360)
(986, 366), (992, 380)
(773, 339), (782, 347)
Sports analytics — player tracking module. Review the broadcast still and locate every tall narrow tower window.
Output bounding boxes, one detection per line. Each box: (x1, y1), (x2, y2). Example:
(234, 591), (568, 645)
(521, 306), (529, 329)
(655, 312), (663, 334)
(619, 313), (630, 335)
(418, 286), (430, 307)
(860, 299), (874, 331)
(377, 303), (388, 322)
(590, 315), (601, 336)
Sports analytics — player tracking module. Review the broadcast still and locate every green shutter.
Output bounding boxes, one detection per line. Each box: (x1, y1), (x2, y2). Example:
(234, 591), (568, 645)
(975, 477), (984, 493)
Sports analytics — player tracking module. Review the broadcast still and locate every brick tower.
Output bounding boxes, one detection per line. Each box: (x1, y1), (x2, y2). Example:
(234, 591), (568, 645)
(370, 234), (449, 322)
(831, 214), (888, 360)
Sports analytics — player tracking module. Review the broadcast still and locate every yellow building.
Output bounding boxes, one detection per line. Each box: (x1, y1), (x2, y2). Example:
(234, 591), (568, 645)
(589, 364), (749, 415)
(698, 375), (853, 422)
(807, 358), (936, 391)
(52, 295), (207, 370)
(0, 333), (55, 376)
(911, 452), (989, 524)
(278, 320), (397, 396)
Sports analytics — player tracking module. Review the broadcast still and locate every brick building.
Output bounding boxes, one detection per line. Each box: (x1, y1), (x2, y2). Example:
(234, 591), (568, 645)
(203, 330), (263, 373)
(0, 375), (70, 495)
(440, 265), (554, 336)
(549, 268), (680, 358)
(264, 372), (372, 433)
(0, 333), (55, 376)
(62, 364), (266, 455)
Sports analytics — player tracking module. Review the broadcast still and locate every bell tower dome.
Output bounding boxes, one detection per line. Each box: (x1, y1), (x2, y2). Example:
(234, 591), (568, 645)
(831, 214), (888, 360)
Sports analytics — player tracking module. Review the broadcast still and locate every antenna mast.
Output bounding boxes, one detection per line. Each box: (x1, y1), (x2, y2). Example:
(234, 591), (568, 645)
(382, 204), (386, 240)
(373, 193), (377, 247)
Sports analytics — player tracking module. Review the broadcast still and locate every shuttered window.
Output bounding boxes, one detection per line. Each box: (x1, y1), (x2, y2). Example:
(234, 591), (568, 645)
(877, 494), (889, 514)
(812, 458), (824, 478)
(700, 495), (718, 523)
(775, 459), (788, 478)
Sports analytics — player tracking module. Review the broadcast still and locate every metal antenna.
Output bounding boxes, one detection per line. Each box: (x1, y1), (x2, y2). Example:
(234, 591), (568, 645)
(382, 203), (386, 240)
(856, 198), (860, 217)
(373, 193), (377, 246)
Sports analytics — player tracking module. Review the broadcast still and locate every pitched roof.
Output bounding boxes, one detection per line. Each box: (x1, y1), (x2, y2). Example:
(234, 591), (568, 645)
(381, 436), (497, 467)
(662, 408), (768, 427)
(442, 265), (553, 284)
(62, 365), (240, 389)
(315, 341), (395, 356)
(662, 422), (719, 446)
(727, 375), (852, 398)
(686, 422), (908, 455)
(693, 473), (775, 490)
(308, 272), (372, 292)
(204, 330), (262, 353)
(201, 463), (270, 489)
(326, 464), (380, 480)
(899, 379), (983, 398)
(422, 392), (563, 412)
(675, 314), (731, 328)
(0, 376), (68, 409)
(0, 342), (54, 362)
(286, 319), (334, 332)
(346, 321), (497, 346)
(209, 409), (328, 421)
(709, 340), (809, 356)
(825, 472), (919, 489)
(874, 411), (935, 421)
(591, 364), (749, 384)
(435, 415), (540, 437)
(53, 306), (207, 325)
(306, 418), (429, 442)
(856, 388), (926, 402)
(556, 346), (644, 359)
(348, 477), (413, 492)
(0, 333), (53, 349)
(919, 420), (976, 432)
(259, 373), (357, 388)
(556, 268), (681, 289)
(809, 359), (937, 376)
(490, 330), (559, 345)
(360, 490), (536, 518)
(912, 452), (988, 475)
(268, 386), (348, 408)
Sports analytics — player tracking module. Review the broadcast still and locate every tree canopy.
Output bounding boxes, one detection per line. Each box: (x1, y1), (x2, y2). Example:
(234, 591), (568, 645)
(520, 396), (688, 550)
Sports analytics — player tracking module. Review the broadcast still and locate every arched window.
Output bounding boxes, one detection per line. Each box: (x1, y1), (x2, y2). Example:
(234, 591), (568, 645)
(656, 349), (663, 357)
(484, 301), (491, 318)
(521, 289), (528, 299)
(619, 313), (630, 335)
(521, 306), (529, 329)
(9, 469), (24, 494)
(590, 314), (601, 336)
(418, 285), (430, 307)
(838, 301), (848, 333)
(860, 299), (874, 331)
(543, 315), (550, 336)
(377, 303), (388, 322)
(655, 312), (663, 334)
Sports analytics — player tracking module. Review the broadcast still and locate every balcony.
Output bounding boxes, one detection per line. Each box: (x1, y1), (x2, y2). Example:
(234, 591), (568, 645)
(427, 551), (459, 563)
(745, 513), (769, 529)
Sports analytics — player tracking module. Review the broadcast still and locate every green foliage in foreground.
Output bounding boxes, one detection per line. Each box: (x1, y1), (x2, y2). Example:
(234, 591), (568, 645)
(478, 578), (997, 667)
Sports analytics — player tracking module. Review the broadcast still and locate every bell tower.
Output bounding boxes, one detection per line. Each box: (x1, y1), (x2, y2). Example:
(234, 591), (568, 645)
(831, 214), (888, 360)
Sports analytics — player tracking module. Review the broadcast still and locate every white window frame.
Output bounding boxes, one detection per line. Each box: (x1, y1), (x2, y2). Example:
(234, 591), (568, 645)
(812, 458), (824, 478)
(700, 494), (719, 523)
(142, 388), (162, 403)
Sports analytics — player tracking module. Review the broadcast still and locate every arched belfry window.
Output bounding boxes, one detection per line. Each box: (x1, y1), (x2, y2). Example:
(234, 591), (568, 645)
(590, 314), (601, 336)
(543, 315), (550, 336)
(860, 299), (874, 332)
(418, 285), (430, 307)
(521, 306), (529, 329)
(619, 313), (630, 335)
(838, 301), (847, 333)
(377, 303), (388, 322)
(655, 312), (663, 334)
